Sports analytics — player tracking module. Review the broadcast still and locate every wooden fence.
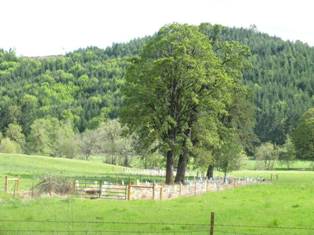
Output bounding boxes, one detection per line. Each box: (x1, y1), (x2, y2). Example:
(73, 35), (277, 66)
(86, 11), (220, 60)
(3, 176), (20, 197)
(73, 177), (266, 200)
(1, 175), (269, 200)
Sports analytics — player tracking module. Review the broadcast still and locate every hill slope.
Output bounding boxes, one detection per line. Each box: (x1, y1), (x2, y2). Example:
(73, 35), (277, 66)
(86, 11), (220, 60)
(1, 25), (314, 144)
(0, 153), (122, 178)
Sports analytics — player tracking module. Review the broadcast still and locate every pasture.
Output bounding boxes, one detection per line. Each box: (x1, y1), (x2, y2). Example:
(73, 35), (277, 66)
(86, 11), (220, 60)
(0, 153), (162, 192)
(1, 154), (314, 234)
(0, 153), (122, 177)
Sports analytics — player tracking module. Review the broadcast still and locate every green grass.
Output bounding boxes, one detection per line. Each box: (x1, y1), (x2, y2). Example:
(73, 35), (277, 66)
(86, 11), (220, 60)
(1, 171), (314, 234)
(0, 153), (128, 191)
(0, 153), (123, 177)
(0, 153), (165, 192)
(1, 153), (314, 234)
(242, 159), (314, 170)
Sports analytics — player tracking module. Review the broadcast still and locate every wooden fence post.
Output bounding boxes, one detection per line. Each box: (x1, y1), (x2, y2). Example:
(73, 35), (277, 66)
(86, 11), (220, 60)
(31, 179), (34, 198)
(127, 183), (131, 200)
(48, 177), (52, 196)
(13, 181), (16, 197)
(152, 182), (155, 200)
(16, 178), (20, 195)
(160, 186), (163, 200)
(210, 212), (215, 235)
(13, 178), (19, 197)
(4, 176), (8, 193)
(194, 180), (197, 195)
(98, 180), (102, 198)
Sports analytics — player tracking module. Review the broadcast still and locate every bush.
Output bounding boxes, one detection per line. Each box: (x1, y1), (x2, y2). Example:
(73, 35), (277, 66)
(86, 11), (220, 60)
(255, 142), (278, 170)
(5, 123), (25, 149)
(278, 136), (296, 169)
(34, 176), (74, 195)
(57, 138), (80, 159)
(0, 138), (21, 153)
(28, 118), (77, 158)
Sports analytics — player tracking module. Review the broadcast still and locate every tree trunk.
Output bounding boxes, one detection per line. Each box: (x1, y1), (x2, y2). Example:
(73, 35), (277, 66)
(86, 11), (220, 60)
(175, 149), (188, 184)
(165, 150), (174, 184)
(206, 164), (214, 179)
(175, 127), (192, 184)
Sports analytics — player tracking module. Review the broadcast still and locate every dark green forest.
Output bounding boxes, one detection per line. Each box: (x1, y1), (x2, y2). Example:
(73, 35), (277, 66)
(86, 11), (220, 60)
(1, 24), (314, 152)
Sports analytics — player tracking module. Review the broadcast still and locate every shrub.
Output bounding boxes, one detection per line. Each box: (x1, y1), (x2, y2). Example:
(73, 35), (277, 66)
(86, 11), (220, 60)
(255, 142), (278, 170)
(34, 176), (74, 195)
(0, 138), (21, 153)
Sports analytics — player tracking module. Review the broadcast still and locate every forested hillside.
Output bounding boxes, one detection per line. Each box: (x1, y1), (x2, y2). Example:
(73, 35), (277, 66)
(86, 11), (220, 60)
(213, 25), (314, 145)
(0, 24), (314, 147)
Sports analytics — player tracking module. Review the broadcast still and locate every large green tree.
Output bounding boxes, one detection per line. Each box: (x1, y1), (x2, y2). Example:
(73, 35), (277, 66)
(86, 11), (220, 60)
(187, 24), (253, 181)
(120, 24), (233, 184)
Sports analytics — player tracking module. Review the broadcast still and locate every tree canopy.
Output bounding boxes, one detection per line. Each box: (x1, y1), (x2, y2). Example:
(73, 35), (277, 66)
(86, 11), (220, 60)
(120, 24), (249, 183)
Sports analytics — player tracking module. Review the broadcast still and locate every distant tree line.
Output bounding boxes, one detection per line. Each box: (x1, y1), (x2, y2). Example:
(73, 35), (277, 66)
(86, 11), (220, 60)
(0, 119), (136, 167)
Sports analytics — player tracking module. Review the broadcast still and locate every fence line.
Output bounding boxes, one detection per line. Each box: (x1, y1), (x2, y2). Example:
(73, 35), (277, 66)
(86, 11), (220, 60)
(2, 219), (314, 231)
(0, 229), (210, 233)
(74, 176), (266, 200)
(215, 224), (314, 231)
(1, 175), (267, 200)
(1, 218), (314, 232)
(0, 219), (208, 226)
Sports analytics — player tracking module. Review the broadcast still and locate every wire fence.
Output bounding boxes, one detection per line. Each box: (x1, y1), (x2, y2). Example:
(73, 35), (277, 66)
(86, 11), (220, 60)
(1, 173), (213, 193)
(1, 219), (314, 235)
(2, 174), (267, 201)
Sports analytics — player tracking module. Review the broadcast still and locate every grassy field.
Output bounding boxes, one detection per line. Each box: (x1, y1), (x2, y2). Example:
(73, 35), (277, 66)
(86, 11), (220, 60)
(1, 153), (314, 234)
(0, 153), (124, 177)
(243, 159), (314, 171)
(0, 171), (314, 234)
(0, 153), (122, 190)
(0, 155), (175, 196)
